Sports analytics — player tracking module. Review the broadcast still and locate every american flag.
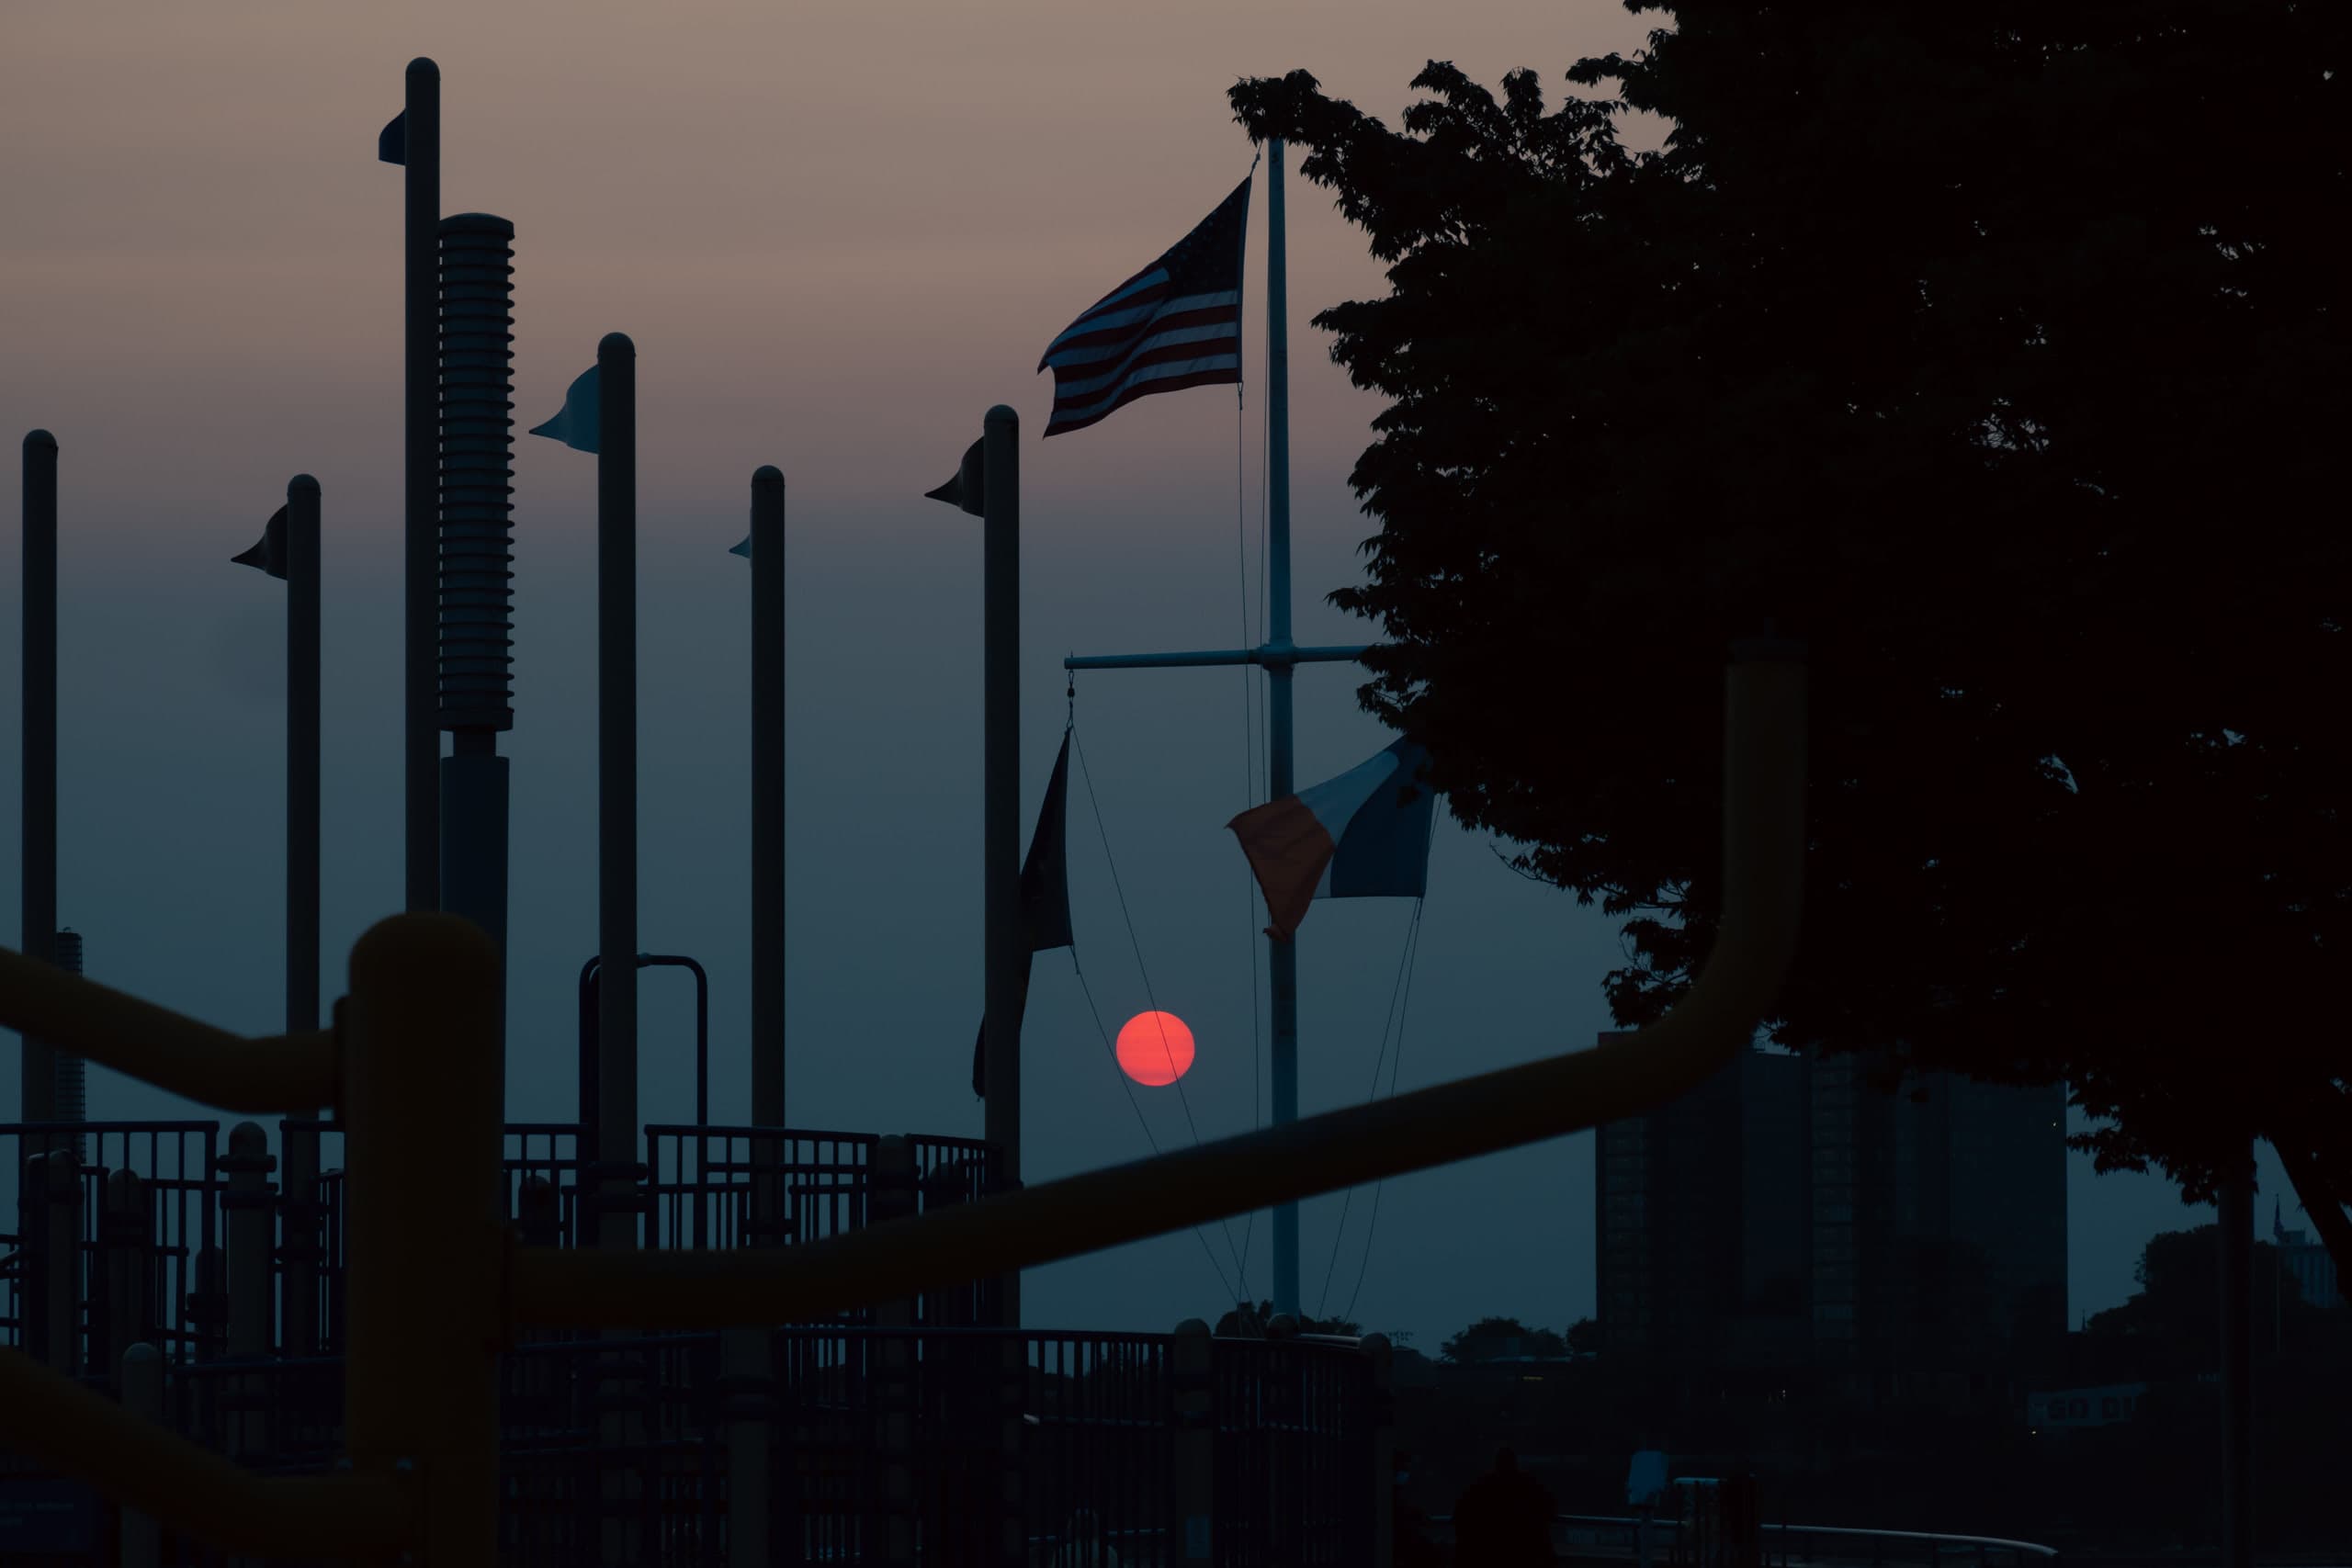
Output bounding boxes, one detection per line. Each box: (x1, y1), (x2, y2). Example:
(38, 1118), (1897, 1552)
(1036, 175), (1252, 437)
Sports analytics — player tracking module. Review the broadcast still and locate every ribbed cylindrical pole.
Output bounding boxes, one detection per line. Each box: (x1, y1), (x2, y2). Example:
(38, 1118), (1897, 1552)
(981, 404), (1021, 1328)
(21, 429), (59, 1129)
(436, 214), (515, 1107)
(52, 930), (85, 1130)
(403, 58), (441, 914)
(750, 466), (786, 1130)
(596, 332), (639, 1251)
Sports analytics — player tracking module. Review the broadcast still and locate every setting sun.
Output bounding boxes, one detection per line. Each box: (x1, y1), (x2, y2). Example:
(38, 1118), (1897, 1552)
(1114, 1010), (1196, 1087)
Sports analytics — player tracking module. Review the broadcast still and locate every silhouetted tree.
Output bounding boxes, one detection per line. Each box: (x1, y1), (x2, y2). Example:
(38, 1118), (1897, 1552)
(1442, 1316), (1568, 1363)
(1231, 2), (2352, 1271)
(1212, 1299), (1362, 1337)
(2085, 1224), (2338, 1376)
(1566, 1316), (1600, 1355)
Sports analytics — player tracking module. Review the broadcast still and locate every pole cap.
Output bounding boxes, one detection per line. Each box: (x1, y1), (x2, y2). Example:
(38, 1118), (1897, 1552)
(985, 403), (1018, 428)
(24, 429), (56, 450)
(752, 464), (784, 490)
(599, 332), (636, 359)
(288, 473), (320, 496)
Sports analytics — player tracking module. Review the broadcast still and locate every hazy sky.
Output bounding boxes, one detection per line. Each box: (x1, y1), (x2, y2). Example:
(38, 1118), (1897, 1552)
(0, 1), (2299, 1349)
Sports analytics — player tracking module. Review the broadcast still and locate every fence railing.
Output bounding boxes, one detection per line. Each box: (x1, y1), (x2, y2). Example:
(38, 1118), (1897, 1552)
(116, 1325), (1373, 1567)
(6, 1118), (1003, 1374)
(1453, 1515), (2064, 1568)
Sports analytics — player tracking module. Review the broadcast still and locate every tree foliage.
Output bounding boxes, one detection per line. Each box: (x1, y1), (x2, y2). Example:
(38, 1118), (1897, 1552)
(1441, 1315), (1570, 1363)
(1230, 4), (2352, 1264)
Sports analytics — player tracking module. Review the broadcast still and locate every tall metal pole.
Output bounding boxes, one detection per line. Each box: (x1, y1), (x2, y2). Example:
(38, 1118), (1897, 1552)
(1266, 138), (1301, 1319)
(436, 214), (516, 1103)
(285, 475), (322, 1357)
(596, 333), (640, 1251)
(981, 404), (1022, 1326)
(750, 466), (786, 1129)
(403, 58), (441, 914)
(2220, 1140), (2255, 1568)
(286, 477), (322, 1038)
(20, 429), (59, 1129)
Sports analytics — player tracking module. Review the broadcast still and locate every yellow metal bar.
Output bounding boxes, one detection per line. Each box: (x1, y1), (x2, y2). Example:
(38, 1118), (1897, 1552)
(0, 949), (336, 1113)
(342, 911), (506, 1568)
(514, 646), (1807, 1329)
(0, 1347), (412, 1561)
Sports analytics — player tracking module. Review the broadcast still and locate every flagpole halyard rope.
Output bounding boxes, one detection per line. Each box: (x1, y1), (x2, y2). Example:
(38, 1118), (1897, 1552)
(1068, 709), (1261, 1297)
(1316, 895), (1425, 1322)
(1341, 895), (1429, 1325)
(1069, 723), (1254, 1298)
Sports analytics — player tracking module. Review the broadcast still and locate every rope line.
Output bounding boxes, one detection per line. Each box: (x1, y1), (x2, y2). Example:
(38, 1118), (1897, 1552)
(1065, 942), (1240, 1303)
(1069, 723), (1254, 1299)
(1316, 897), (1425, 1321)
(1342, 897), (1429, 1325)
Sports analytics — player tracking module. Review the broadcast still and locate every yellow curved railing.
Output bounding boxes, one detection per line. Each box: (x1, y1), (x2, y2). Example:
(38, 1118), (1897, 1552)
(0, 643), (1806, 1566)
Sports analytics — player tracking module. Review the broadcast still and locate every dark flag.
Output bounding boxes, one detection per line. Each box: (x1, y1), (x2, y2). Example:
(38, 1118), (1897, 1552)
(232, 505), (289, 581)
(379, 109), (406, 166)
(974, 731), (1073, 1097)
(529, 366), (602, 454)
(1035, 175), (1250, 437)
(923, 437), (986, 517)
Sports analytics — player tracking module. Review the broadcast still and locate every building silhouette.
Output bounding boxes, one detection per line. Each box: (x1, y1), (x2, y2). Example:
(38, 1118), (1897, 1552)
(1597, 1036), (2066, 1383)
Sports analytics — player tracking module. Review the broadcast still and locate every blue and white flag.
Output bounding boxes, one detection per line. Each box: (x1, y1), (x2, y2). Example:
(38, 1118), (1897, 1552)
(529, 367), (601, 455)
(1227, 739), (1436, 941)
(1035, 175), (1250, 437)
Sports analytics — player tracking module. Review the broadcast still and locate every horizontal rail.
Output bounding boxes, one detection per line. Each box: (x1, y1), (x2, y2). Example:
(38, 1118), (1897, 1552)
(512, 646), (1804, 1328)
(0, 949), (336, 1112)
(1064, 641), (1374, 671)
(1544, 1517), (2061, 1561)
(0, 1347), (411, 1559)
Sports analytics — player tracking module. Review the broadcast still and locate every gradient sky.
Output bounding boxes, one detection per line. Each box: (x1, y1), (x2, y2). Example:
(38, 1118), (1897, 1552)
(0, 1), (2301, 1350)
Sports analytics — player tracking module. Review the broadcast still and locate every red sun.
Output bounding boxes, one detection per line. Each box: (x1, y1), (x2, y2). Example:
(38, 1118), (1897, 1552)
(1115, 1011), (1196, 1087)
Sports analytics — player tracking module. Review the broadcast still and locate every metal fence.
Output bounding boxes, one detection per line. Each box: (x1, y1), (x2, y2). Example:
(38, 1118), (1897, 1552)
(111, 1325), (1375, 1567)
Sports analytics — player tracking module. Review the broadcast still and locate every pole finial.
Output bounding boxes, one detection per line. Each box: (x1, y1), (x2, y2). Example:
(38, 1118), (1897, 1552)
(24, 429), (56, 451)
(753, 464), (784, 490)
(599, 332), (636, 360)
(288, 474), (321, 496)
(985, 404), (1018, 428)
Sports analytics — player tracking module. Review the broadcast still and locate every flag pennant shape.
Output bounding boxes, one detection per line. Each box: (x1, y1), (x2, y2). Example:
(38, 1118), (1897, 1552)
(973, 731), (1074, 1097)
(1227, 739), (1436, 942)
(1035, 175), (1250, 437)
(923, 438), (986, 517)
(232, 505), (289, 581)
(529, 366), (602, 454)
(728, 536), (752, 558)
(379, 109), (407, 166)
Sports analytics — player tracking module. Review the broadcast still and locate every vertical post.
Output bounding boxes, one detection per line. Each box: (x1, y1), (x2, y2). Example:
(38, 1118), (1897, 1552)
(2219, 1141), (2254, 1568)
(873, 1136), (918, 1565)
(21, 429), (59, 1128)
(119, 1342), (164, 1568)
(1172, 1317), (1215, 1563)
(221, 1121), (277, 1488)
(103, 1169), (153, 1373)
(597, 332), (640, 1251)
(437, 213), (517, 1099)
(721, 1326), (773, 1568)
(285, 476), (322, 1357)
(51, 930), (85, 1149)
(1265, 139), (1301, 1319)
(980, 405), (1022, 1327)
(750, 466), (786, 1130)
(404, 58), (441, 914)
(343, 912), (505, 1568)
(1362, 1333), (1395, 1568)
(32, 1148), (83, 1373)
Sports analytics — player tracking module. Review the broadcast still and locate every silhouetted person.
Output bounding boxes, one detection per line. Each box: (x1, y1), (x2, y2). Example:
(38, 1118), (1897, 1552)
(1451, 1447), (1555, 1568)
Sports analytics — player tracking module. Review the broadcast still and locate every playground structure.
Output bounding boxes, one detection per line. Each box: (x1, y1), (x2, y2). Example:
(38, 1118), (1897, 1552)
(0, 633), (1805, 1566)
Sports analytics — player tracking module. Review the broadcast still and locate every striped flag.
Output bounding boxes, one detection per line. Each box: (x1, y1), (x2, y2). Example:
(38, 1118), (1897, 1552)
(1036, 176), (1251, 437)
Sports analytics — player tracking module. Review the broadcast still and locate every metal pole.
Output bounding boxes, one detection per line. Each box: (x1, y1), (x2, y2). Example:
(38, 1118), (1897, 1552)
(286, 476), (321, 1038)
(403, 58), (441, 914)
(751, 465), (786, 1128)
(285, 475), (322, 1357)
(21, 429), (58, 1128)
(1266, 139), (1300, 1318)
(981, 404), (1021, 1326)
(2220, 1141), (2254, 1568)
(597, 333), (640, 1250)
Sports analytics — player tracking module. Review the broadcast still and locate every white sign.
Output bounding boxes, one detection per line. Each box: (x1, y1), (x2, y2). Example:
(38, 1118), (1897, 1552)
(2026, 1383), (2147, 1429)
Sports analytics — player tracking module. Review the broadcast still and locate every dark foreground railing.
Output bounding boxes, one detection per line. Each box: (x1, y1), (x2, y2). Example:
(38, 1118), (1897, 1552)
(127, 1325), (1376, 1567)
(1428, 1514), (2063, 1568)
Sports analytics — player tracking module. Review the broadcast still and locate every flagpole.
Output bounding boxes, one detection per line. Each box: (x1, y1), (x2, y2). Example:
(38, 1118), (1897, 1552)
(20, 429), (59, 1133)
(1265, 136), (1302, 1320)
(285, 474), (322, 1356)
(982, 405), (1023, 1327)
(402, 58), (441, 915)
(596, 333), (640, 1252)
(750, 466), (786, 1131)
